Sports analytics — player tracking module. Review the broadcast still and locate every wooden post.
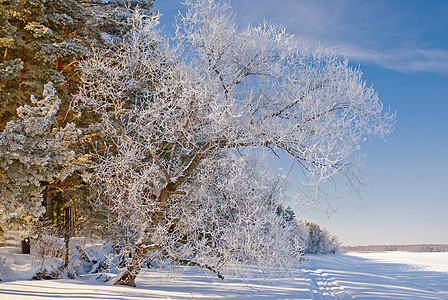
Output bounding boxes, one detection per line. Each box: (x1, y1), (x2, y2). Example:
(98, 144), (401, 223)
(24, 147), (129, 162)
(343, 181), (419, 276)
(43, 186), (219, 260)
(21, 237), (31, 254)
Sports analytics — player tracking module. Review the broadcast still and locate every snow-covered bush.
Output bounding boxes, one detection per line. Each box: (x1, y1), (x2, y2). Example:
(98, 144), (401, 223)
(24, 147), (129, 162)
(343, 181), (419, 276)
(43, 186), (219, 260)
(30, 235), (117, 279)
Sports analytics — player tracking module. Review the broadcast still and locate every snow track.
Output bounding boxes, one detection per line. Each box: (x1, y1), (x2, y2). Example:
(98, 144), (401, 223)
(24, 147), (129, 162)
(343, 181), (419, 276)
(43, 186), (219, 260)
(306, 269), (354, 299)
(305, 253), (448, 299)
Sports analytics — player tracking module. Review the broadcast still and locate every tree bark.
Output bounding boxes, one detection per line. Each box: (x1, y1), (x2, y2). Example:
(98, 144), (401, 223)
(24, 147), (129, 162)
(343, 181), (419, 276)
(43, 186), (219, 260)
(114, 243), (153, 287)
(114, 244), (223, 287)
(62, 206), (75, 269)
(114, 143), (217, 286)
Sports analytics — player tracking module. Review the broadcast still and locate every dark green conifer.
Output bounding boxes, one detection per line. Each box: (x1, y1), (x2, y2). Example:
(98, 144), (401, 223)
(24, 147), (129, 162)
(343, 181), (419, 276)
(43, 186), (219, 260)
(0, 0), (154, 245)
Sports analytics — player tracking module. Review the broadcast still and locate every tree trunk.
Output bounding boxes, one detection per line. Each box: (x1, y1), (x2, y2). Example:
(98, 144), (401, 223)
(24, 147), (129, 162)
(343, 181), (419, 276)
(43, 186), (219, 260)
(114, 150), (209, 286)
(115, 189), (171, 286)
(63, 235), (70, 269)
(114, 244), (147, 287)
(62, 206), (75, 269)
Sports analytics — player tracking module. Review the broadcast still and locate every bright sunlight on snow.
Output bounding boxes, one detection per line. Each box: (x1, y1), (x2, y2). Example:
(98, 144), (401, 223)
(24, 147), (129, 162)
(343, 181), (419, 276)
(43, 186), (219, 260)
(1, 248), (447, 299)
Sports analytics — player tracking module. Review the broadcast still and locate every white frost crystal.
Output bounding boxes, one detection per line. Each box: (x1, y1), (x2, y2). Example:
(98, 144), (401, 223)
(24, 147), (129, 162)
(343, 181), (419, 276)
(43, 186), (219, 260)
(0, 83), (79, 234)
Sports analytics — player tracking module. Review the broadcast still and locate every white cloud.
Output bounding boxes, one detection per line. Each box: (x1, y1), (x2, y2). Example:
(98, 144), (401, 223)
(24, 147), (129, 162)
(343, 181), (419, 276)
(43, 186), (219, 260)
(331, 43), (448, 75)
(231, 0), (448, 76)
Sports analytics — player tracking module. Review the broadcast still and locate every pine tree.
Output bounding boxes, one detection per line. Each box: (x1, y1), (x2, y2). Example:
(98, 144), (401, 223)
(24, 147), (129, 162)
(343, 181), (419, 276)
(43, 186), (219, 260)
(0, 0), (155, 245)
(1, 0), (87, 131)
(0, 82), (79, 234)
(0, 0), (155, 131)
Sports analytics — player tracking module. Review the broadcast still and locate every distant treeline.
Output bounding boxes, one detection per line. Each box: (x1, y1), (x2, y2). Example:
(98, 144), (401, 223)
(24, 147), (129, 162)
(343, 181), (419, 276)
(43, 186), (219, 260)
(340, 244), (448, 253)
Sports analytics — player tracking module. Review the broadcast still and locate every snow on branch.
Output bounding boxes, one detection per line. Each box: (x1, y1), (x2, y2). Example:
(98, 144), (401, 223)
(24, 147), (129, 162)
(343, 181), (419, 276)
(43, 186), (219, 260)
(0, 83), (81, 233)
(74, 0), (394, 285)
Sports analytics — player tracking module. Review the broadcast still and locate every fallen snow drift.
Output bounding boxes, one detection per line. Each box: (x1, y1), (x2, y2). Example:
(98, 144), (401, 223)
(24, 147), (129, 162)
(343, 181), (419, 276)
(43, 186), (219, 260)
(1, 250), (447, 299)
(0, 247), (63, 282)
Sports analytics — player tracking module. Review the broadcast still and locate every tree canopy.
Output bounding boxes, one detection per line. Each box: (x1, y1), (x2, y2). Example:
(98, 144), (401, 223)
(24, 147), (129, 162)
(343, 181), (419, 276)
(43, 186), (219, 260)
(74, 0), (394, 286)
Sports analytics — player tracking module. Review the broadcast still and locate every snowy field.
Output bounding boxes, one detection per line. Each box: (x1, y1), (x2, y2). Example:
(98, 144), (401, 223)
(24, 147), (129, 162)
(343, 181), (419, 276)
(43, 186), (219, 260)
(1, 248), (447, 299)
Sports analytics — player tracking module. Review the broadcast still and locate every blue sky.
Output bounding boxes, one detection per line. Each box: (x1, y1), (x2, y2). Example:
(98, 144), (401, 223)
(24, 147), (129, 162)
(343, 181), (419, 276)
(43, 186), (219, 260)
(153, 0), (448, 246)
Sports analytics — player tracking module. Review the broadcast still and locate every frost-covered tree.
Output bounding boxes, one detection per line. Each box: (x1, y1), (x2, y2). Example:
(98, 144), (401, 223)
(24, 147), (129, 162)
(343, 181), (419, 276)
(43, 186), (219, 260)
(0, 82), (80, 235)
(75, 0), (394, 286)
(299, 221), (340, 254)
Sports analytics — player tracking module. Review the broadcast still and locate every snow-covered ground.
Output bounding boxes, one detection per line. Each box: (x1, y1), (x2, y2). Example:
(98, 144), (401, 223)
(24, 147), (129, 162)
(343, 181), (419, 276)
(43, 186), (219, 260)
(304, 252), (448, 299)
(1, 247), (447, 299)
